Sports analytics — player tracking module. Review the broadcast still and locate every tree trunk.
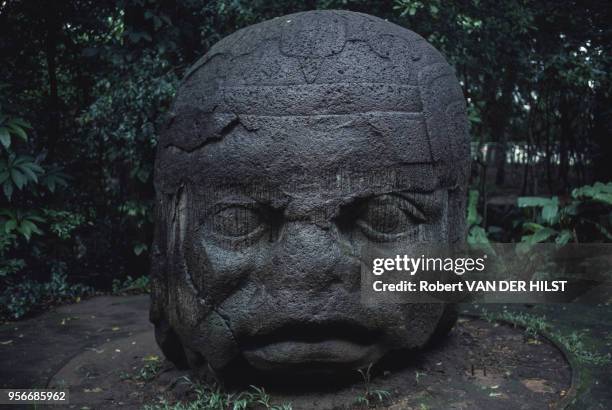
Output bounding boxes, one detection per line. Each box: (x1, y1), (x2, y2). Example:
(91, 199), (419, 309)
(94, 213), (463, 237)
(44, 4), (60, 158)
(493, 68), (517, 186)
(558, 94), (571, 192)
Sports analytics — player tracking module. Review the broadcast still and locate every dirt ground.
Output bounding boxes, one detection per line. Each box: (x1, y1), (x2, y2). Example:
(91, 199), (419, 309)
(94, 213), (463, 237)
(0, 295), (153, 391)
(0, 295), (577, 409)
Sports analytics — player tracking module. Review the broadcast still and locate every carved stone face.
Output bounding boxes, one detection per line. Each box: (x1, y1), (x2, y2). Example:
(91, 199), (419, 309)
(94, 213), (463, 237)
(151, 10), (470, 380)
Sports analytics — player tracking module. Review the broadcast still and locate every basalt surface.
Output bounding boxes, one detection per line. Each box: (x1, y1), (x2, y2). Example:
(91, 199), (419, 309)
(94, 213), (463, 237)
(151, 9), (470, 381)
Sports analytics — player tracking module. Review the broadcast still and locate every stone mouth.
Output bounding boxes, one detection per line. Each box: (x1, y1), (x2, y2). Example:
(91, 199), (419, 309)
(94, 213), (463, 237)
(240, 321), (383, 372)
(242, 321), (381, 348)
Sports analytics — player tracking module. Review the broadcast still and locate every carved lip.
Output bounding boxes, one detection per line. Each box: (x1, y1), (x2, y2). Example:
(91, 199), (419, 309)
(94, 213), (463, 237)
(240, 321), (383, 370)
(241, 321), (381, 348)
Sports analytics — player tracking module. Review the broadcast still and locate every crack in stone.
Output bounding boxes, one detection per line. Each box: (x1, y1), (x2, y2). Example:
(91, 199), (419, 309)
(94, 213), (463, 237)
(164, 115), (242, 153)
(212, 306), (239, 348)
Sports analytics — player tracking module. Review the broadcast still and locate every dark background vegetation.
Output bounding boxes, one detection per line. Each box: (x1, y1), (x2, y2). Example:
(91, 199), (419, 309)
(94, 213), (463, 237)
(0, 0), (610, 319)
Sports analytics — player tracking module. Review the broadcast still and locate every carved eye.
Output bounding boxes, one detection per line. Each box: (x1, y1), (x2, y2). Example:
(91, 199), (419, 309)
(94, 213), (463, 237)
(211, 205), (264, 238)
(356, 195), (425, 241)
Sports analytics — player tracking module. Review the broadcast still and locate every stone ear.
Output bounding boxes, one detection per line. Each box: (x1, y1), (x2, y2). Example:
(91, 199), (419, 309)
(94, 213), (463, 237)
(150, 189), (191, 324)
(150, 190), (190, 370)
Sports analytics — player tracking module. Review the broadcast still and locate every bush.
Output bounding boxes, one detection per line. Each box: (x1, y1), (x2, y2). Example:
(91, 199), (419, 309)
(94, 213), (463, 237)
(112, 275), (150, 295)
(0, 267), (93, 320)
(517, 181), (612, 249)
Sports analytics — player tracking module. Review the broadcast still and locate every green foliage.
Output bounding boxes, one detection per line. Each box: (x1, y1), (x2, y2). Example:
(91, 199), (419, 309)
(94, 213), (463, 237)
(121, 361), (163, 382)
(120, 354), (164, 382)
(466, 189), (491, 247)
(517, 182), (612, 251)
(43, 209), (86, 240)
(76, 49), (177, 263)
(0, 258), (25, 278)
(0, 115), (46, 200)
(355, 363), (392, 407)
(0, 155), (44, 200)
(0, 116), (30, 149)
(481, 308), (612, 366)
(481, 309), (550, 338)
(0, 0), (610, 314)
(0, 103), (83, 315)
(143, 382), (293, 410)
(0, 268), (93, 320)
(572, 182), (612, 206)
(112, 275), (150, 295)
(137, 362), (163, 382)
(557, 331), (612, 366)
(39, 166), (69, 193)
(0, 208), (44, 241)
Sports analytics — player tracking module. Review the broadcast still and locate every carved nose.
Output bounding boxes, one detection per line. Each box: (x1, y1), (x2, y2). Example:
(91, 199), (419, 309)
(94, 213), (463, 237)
(270, 222), (346, 289)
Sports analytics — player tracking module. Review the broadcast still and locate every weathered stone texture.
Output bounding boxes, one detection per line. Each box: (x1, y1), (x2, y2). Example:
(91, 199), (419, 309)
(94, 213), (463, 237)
(151, 10), (469, 381)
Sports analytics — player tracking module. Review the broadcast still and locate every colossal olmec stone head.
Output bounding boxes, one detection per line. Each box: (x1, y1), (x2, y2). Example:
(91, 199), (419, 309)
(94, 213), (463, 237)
(151, 10), (470, 381)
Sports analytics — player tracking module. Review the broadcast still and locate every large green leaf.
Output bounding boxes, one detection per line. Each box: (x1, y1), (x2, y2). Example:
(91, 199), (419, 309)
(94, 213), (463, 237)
(4, 219), (16, 234)
(518, 196), (557, 208)
(10, 169), (26, 189)
(8, 118), (32, 129)
(26, 214), (45, 223)
(0, 127), (10, 148)
(41, 167), (69, 193)
(19, 220), (43, 238)
(16, 163), (39, 183)
(555, 230), (573, 246)
(6, 123), (27, 141)
(523, 222), (545, 232)
(19, 161), (43, 174)
(521, 227), (557, 245)
(516, 228), (557, 255)
(572, 182), (612, 205)
(541, 198), (559, 224)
